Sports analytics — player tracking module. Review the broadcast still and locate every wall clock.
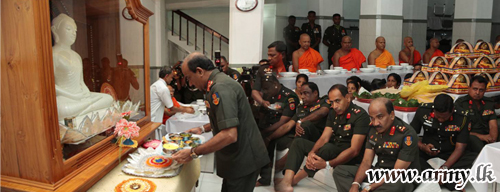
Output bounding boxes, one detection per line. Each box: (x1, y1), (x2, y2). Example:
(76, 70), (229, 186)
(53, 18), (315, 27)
(235, 0), (258, 12)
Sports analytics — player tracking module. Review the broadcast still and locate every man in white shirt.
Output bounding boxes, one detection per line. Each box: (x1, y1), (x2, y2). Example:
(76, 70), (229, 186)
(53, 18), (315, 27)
(150, 67), (179, 123)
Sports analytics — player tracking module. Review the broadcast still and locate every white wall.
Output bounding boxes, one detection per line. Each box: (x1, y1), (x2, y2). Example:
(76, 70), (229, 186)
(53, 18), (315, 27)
(229, 0), (264, 65)
(182, 7), (230, 37)
(492, 0), (500, 43)
(263, 4), (277, 60)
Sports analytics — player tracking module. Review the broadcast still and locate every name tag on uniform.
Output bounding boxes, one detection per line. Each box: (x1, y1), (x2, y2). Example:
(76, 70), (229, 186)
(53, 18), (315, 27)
(369, 140), (376, 146)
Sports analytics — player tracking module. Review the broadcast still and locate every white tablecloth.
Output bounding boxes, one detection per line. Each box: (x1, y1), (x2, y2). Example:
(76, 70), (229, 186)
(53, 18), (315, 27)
(165, 113), (212, 140)
(471, 142), (500, 192)
(279, 69), (411, 94)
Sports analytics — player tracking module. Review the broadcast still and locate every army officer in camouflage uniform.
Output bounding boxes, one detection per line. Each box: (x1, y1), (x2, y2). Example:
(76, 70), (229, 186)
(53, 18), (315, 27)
(275, 84), (370, 192)
(257, 74), (299, 186)
(333, 98), (420, 192)
(411, 94), (477, 191)
(455, 75), (498, 152)
(174, 53), (269, 192)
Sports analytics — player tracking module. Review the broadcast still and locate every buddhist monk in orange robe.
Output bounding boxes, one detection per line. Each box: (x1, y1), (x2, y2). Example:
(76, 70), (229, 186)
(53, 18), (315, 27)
(368, 36), (395, 68)
(399, 36), (421, 65)
(423, 38), (444, 63)
(293, 34), (324, 72)
(332, 36), (366, 70)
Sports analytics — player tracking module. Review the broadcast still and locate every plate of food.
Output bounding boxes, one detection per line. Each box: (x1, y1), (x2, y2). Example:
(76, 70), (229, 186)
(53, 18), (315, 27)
(163, 132), (205, 150)
(393, 98), (420, 112)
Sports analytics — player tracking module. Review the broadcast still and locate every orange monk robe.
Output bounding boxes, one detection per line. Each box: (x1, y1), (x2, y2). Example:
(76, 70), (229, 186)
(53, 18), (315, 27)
(298, 48), (324, 72)
(431, 49), (444, 59)
(271, 60), (287, 73)
(375, 49), (395, 68)
(337, 48), (366, 71)
(399, 50), (421, 65)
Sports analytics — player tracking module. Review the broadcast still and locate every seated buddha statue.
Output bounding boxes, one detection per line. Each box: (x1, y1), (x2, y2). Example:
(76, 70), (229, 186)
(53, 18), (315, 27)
(51, 14), (113, 121)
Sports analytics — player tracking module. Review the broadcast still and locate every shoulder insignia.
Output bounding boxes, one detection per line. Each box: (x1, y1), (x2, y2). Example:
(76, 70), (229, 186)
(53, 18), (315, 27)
(405, 136), (412, 146)
(398, 126), (406, 132)
(288, 98), (295, 103)
(205, 100), (210, 109)
(290, 103), (296, 111)
(207, 80), (214, 92)
(233, 74), (238, 80)
(326, 99), (331, 104)
(212, 93), (220, 105)
(285, 92), (290, 96)
(310, 104), (321, 112)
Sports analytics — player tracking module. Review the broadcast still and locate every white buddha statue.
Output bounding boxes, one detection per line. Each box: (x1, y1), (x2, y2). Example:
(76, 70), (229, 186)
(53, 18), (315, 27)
(52, 14), (114, 121)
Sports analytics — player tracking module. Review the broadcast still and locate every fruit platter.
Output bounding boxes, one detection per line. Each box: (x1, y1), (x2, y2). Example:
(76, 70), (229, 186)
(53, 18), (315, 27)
(354, 92), (400, 104)
(393, 98), (420, 112)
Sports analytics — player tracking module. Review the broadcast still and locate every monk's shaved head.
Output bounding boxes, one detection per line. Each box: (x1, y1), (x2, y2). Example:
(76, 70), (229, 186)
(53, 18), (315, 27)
(375, 36), (386, 50)
(299, 33), (311, 50)
(341, 36), (352, 51)
(430, 38), (440, 49)
(404, 36), (414, 48)
(300, 33), (310, 40)
(376, 36), (385, 42)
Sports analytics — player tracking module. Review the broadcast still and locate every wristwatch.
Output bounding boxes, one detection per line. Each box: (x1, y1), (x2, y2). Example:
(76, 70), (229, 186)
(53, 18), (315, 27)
(190, 147), (199, 159)
(364, 185), (371, 192)
(199, 125), (205, 133)
(325, 161), (332, 170)
(440, 165), (448, 169)
(297, 120), (302, 124)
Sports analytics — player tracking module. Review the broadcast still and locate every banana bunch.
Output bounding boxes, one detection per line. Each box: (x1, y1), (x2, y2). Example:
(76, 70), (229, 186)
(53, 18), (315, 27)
(400, 80), (449, 103)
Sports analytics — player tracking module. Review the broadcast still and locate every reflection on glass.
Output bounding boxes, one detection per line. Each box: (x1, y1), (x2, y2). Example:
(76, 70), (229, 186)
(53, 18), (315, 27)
(50, 0), (146, 160)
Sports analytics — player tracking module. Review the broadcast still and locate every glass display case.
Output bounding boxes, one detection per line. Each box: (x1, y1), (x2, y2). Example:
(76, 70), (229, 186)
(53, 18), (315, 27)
(1, 0), (156, 191)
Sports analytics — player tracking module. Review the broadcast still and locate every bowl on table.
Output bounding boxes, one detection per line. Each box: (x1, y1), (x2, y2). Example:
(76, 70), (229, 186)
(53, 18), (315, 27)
(298, 69), (309, 73)
(323, 69), (340, 75)
(391, 65), (403, 70)
(341, 69), (348, 74)
(360, 68), (376, 73)
(280, 72), (298, 77)
(367, 65), (376, 68)
(334, 67), (343, 70)
(400, 63), (409, 67)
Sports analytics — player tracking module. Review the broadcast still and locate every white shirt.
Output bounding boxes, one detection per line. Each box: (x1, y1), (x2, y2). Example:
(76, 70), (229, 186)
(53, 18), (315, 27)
(150, 78), (174, 123)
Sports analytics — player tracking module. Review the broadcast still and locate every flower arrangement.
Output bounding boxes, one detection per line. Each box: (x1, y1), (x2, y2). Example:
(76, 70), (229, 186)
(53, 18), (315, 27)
(114, 119), (140, 139)
(114, 118), (140, 162)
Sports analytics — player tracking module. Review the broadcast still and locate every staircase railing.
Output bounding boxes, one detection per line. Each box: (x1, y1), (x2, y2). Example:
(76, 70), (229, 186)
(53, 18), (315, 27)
(171, 10), (229, 60)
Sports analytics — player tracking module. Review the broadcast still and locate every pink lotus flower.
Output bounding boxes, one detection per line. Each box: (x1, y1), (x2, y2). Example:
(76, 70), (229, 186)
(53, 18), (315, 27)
(114, 119), (140, 139)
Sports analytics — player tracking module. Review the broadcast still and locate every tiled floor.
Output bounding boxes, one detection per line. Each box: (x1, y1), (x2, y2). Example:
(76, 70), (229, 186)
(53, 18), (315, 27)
(195, 153), (500, 192)
(195, 153), (336, 192)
